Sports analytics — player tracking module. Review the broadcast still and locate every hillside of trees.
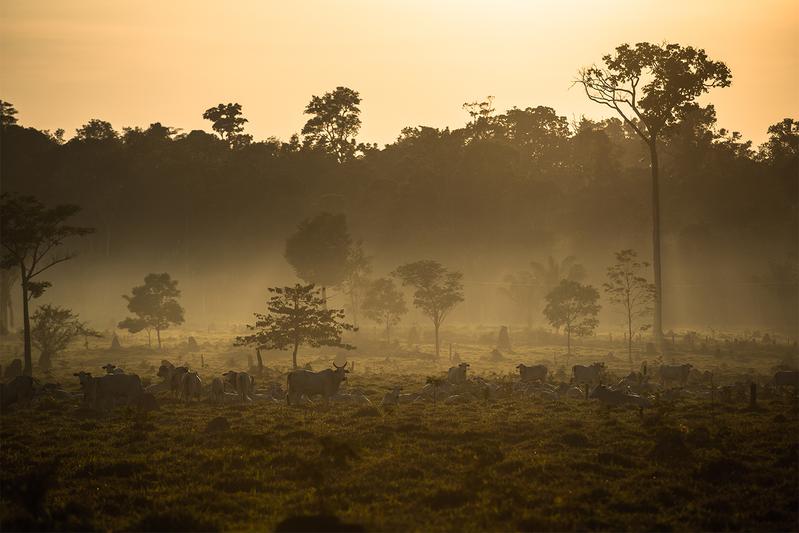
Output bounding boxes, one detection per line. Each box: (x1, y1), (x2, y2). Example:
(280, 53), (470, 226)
(1, 95), (796, 333)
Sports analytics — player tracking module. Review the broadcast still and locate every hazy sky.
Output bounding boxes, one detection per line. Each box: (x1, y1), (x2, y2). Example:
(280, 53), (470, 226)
(1, 0), (797, 146)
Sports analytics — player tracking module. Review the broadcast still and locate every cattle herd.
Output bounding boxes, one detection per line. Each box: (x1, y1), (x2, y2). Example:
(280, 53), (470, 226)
(1, 355), (798, 412)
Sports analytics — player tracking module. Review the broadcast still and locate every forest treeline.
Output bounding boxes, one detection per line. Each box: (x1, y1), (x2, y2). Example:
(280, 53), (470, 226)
(0, 93), (796, 332)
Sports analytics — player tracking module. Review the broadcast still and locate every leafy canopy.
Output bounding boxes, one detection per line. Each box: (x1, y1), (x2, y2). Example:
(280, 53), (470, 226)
(363, 278), (407, 328)
(302, 86), (362, 162)
(603, 249), (655, 332)
(235, 283), (356, 351)
(118, 273), (185, 333)
(32, 304), (99, 357)
(578, 42), (732, 142)
(543, 279), (601, 337)
(393, 260), (464, 327)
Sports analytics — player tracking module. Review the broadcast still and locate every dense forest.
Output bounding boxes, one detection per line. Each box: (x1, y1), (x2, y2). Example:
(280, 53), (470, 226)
(1, 94), (796, 334)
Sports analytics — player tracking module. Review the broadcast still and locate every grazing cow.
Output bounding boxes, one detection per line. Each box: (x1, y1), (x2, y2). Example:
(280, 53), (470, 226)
(0, 375), (36, 408)
(658, 364), (692, 386)
(74, 371), (143, 408)
(223, 371), (255, 401)
(590, 385), (651, 409)
(180, 371), (202, 402)
(517, 363), (547, 382)
(287, 362), (349, 405)
(447, 363), (470, 385)
(158, 361), (189, 397)
(572, 362), (605, 385)
(380, 386), (402, 408)
(102, 364), (124, 375)
(210, 377), (225, 403)
(774, 370), (799, 388)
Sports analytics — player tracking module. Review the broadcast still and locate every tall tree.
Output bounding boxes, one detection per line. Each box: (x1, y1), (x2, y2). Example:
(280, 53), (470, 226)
(362, 278), (407, 344)
(118, 273), (185, 349)
(341, 240), (372, 328)
(578, 42), (731, 349)
(285, 213), (352, 304)
(202, 103), (251, 148)
(0, 194), (94, 375)
(393, 261), (464, 359)
(302, 86), (362, 162)
(236, 283), (355, 369)
(31, 304), (99, 370)
(603, 249), (655, 366)
(543, 280), (601, 356)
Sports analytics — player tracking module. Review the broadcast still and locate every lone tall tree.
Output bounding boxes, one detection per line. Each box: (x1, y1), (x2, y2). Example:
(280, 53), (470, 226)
(302, 86), (362, 162)
(603, 250), (655, 366)
(578, 42), (731, 350)
(285, 213), (352, 304)
(0, 194), (94, 375)
(119, 273), (185, 349)
(393, 261), (464, 359)
(362, 277), (407, 344)
(236, 283), (356, 369)
(543, 280), (601, 356)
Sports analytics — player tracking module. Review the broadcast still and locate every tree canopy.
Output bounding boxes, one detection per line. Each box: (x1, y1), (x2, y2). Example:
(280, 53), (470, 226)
(543, 280), (601, 355)
(118, 273), (185, 349)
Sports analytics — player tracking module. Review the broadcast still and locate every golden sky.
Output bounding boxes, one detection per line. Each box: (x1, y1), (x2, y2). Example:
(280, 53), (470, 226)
(1, 0), (797, 146)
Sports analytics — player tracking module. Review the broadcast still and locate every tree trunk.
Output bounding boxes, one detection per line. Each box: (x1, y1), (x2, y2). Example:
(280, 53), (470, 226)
(321, 286), (328, 309)
(434, 322), (440, 359)
(146, 329), (151, 348)
(385, 316), (391, 344)
(256, 348), (264, 376)
(292, 341), (299, 369)
(156, 328), (162, 349)
(627, 295), (633, 368)
(649, 140), (664, 351)
(21, 273), (32, 376)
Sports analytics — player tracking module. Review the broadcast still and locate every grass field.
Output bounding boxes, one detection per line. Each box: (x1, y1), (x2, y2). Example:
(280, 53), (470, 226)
(1, 330), (798, 532)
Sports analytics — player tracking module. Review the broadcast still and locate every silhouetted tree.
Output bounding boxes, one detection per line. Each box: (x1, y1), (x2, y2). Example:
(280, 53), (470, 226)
(285, 213), (352, 304)
(302, 87), (362, 162)
(74, 119), (118, 142)
(543, 280), (600, 355)
(341, 240), (372, 327)
(0, 100), (18, 127)
(31, 305), (99, 370)
(118, 273), (185, 349)
(578, 42), (732, 349)
(394, 261), (464, 359)
(603, 249), (655, 365)
(362, 278), (407, 344)
(202, 103), (251, 148)
(236, 283), (355, 369)
(0, 194), (94, 375)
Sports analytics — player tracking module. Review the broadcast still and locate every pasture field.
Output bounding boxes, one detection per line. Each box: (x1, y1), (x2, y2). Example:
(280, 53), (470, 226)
(1, 330), (798, 532)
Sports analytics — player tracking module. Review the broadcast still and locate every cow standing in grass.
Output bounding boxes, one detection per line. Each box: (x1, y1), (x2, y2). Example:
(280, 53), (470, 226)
(572, 362), (605, 386)
(287, 362), (349, 405)
(74, 371), (143, 409)
(158, 360), (189, 398)
(223, 371), (255, 401)
(180, 371), (202, 402)
(658, 364), (692, 387)
(517, 363), (547, 382)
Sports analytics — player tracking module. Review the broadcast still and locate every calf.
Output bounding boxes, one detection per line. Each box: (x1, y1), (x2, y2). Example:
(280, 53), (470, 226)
(447, 363), (470, 385)
(572, 362), (605, 385)
(517, 363), (547, 382)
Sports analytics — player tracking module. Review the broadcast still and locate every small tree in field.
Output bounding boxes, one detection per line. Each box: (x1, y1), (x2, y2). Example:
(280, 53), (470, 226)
(543, 280), (601, 356)
(362, 278), (407, 344)
(393, 261), (464, 359)
(31, 304), (100, 370)
(0, 193), (94, 375)
(603, 250), (655, 366)
(118, 273), (185, 349)
(236, 283), (356, 369)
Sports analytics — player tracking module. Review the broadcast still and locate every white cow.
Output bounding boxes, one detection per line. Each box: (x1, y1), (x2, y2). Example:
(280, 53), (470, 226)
(447, 363), (470, 385)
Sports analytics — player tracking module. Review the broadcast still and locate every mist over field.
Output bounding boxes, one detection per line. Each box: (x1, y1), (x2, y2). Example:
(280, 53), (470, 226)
(1, 2), (797, 532)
